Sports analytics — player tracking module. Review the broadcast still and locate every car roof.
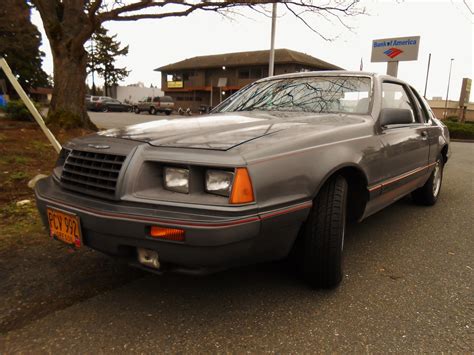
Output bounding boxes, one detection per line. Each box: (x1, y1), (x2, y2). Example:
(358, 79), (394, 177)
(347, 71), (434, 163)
(256, 70), (408, 86)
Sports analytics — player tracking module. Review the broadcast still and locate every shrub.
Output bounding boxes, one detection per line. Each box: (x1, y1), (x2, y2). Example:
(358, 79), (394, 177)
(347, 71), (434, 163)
(444, 120), (474, 140)
(5, 100), (41, 121)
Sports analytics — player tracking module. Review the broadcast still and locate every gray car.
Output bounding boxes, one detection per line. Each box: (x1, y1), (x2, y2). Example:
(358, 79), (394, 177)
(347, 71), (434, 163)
(35, 71), (449, 289)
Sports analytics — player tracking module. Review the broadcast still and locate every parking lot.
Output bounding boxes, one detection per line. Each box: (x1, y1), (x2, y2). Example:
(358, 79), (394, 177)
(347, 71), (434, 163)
(89, 111), (183, 130)
(1, 136), (472, 352)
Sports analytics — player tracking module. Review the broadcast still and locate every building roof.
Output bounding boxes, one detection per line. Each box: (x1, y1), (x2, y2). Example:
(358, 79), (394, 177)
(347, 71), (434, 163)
(156, 48), (342, 72)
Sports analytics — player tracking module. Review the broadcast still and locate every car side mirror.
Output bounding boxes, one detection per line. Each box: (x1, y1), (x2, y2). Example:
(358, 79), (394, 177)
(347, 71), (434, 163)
(379, 108), (414, 127)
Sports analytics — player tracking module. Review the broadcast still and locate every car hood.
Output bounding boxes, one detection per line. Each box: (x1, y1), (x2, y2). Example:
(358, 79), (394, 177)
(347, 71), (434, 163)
(98, 112), (367, 151)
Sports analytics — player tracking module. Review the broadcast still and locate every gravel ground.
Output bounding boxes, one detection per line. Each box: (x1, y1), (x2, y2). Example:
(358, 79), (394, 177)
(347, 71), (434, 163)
(1, 142), (473, 353)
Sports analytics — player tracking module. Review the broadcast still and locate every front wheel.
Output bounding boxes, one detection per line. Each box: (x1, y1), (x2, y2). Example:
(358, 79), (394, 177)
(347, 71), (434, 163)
(301, 175), (348, 289)
(165, 110), (171, 116)
(102, 106), (108, 113)
(134, 107), (140, 114)
(149, 107), (156, 115)
(411, 155), (444, 206)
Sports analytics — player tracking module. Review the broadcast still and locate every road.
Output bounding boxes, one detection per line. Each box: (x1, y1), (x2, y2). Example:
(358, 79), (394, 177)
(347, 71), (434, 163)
(1, 141), (473, 352)
(89, 111), (183, 130)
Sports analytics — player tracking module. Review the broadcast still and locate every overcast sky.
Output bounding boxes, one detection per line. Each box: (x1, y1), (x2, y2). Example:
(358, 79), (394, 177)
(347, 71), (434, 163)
(31, 0), (473, 101)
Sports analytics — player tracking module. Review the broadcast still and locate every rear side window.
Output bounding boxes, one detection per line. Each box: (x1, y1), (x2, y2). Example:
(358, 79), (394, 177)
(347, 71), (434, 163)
(410, 87), (431, 123)
(160, 96), (173, 102)
(382, 82), (416, 123)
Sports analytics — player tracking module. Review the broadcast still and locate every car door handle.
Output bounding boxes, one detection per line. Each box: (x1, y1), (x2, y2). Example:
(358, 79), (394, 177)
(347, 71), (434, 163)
(420, 131), (428, 140)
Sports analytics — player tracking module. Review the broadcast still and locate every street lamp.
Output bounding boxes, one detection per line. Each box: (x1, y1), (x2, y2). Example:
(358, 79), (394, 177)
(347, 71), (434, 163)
(268, 2), (277, 77)
(444, 58), (454, 119)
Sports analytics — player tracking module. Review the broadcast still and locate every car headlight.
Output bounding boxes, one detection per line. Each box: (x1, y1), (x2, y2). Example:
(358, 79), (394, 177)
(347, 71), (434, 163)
(205, 170), (234, 196)
(164, 167), (189, 193)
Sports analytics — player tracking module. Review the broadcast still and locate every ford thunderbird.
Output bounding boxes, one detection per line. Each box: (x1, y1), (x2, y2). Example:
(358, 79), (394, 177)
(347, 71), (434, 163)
(35, 71), (449, 288)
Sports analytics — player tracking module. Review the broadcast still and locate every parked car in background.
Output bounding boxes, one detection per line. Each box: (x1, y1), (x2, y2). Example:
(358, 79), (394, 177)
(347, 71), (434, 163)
(133, 96), (174, 115)
(35, 71), (449, 289)
(89, 98), (132, 112)
(86, 96), (113, 111)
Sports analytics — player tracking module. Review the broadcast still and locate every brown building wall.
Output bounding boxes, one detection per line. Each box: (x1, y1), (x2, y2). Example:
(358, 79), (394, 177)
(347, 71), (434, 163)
(431, 107), (474, 122)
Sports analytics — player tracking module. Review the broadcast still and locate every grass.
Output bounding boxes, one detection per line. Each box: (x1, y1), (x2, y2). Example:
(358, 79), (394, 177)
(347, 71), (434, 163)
(9, 171), (29, 181)
(31, 140), (52, 152)
(444, 119), (474, 140)
(0, 201), (44, 250)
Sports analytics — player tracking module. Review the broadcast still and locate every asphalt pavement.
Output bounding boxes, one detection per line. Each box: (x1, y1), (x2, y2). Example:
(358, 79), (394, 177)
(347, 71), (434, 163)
(89, 111), (183, 130)
(1, 142), (473, 352)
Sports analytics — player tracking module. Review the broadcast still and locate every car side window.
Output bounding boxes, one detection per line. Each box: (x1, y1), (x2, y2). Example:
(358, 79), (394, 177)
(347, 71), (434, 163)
(381, 82), (416, 123)
(410, 87), (431, 123)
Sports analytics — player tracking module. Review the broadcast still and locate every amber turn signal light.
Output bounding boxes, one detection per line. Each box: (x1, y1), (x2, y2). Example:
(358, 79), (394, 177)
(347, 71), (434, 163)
(150, 226), (185, 242)
(229, 168), (255, 204)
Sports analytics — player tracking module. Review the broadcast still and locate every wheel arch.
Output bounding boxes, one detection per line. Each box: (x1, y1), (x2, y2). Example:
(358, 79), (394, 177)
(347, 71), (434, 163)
(312, 164), (369, 223)
(441, 144), (449, 163)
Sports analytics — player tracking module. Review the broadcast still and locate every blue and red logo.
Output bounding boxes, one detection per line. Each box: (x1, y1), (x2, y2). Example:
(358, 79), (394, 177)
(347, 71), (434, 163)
(384, 47), (403, 59)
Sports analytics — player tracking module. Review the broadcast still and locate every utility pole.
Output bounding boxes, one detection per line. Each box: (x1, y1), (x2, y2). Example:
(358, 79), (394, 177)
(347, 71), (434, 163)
(444, 58), (454, 119)
(90, 39), (96, 95)
(268, 2), (277, 77)
(423, 53), (431, 98)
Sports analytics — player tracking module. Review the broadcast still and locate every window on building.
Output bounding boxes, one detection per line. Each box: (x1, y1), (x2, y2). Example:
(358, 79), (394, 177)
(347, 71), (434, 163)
(250, 68), (263, 78)
(238, 69), (250, 79)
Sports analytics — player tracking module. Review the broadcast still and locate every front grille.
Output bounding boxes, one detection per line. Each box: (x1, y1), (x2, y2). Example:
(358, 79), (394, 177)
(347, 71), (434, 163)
(61, 150), (126, 197)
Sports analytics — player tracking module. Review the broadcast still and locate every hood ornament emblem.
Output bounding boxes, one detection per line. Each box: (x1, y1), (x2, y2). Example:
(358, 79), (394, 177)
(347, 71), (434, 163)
(88, 144), (110, 149)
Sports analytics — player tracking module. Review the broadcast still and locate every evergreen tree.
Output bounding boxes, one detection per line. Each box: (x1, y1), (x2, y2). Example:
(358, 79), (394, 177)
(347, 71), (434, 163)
(88, 27), (129, 96)
(0, 0), (49, 90)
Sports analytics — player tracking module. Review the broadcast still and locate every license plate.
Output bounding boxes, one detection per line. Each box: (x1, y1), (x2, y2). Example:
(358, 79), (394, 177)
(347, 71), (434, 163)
(47, 208), (82, 248)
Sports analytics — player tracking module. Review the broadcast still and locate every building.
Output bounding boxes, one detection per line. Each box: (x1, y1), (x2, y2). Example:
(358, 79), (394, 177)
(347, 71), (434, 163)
(428, 99), (474, 122)
(155, 49), (342, 112)
(113, 83), (163, 104)
(29, 87), (53, 103)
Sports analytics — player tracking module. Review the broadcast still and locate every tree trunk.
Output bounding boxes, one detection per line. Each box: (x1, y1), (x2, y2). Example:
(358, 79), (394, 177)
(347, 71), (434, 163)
(47, 40), (97, 130)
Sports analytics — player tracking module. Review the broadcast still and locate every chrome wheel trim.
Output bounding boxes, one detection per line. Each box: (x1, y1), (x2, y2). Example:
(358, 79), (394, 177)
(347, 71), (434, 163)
(432, 161), (442, 197)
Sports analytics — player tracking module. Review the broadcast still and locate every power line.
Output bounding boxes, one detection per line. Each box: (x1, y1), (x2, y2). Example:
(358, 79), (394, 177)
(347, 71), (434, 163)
(450, 0), (474, 24)
(462, 0), (473, 14)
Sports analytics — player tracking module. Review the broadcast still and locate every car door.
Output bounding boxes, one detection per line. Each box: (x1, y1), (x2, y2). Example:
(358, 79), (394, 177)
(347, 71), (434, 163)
(377, 81), (430, 201)
(111, 100), (122, 111)
(409, 86), (442, 165)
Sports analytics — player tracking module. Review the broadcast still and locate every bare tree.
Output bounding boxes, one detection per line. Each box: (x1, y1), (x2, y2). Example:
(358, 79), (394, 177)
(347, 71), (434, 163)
(30, 0), (363, 129)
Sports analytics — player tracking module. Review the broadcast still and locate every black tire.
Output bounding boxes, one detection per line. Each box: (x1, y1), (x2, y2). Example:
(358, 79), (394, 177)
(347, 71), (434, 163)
(301, 175), (348, 289)
(134, 107), (140, 114)
(411, 155), (444, 206)
(102, 106), (108, 112)
(165, 110), (171, 116)
(149, 107), (156, 115)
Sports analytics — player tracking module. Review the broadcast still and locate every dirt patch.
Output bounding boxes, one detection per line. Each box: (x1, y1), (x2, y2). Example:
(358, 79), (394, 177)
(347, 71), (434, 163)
(0, 119), (143, 333)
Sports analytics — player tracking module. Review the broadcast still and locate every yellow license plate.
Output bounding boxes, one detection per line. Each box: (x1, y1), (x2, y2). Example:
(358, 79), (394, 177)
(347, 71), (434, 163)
(47, 208), (82, 247)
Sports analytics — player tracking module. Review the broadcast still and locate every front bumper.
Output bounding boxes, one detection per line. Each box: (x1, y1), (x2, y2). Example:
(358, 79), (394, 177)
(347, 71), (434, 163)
(35, 177), (311, 274)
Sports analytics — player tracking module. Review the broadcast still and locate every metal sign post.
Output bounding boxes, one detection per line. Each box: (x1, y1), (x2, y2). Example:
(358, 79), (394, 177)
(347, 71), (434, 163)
(371, 36), (421, 78)
(0, 57), (61, 153)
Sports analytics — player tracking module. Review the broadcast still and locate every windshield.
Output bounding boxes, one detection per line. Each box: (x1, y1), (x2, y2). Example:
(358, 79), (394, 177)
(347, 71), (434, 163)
(214, 76), (372, 114)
